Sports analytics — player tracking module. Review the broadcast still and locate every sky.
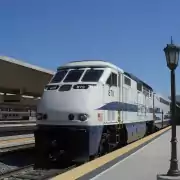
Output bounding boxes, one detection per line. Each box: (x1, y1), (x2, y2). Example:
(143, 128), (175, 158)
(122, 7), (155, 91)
(0, 0), (180, 97)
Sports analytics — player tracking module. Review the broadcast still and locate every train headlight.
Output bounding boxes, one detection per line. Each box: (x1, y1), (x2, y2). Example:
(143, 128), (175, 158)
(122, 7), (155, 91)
(79, 114), (88, 121)
(36, 113), (47, 120)
(36, 113), (43, 120)
(43, 114), (48, 120)
(68, 114), (74, 120)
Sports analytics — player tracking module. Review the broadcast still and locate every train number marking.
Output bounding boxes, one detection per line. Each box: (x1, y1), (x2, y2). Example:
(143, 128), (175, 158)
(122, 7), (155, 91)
(108, 90), (114, 96)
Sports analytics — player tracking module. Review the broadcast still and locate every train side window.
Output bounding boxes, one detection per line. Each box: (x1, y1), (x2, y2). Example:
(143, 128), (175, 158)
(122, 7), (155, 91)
(137, 83), (142, 91)
(106, 75), (111, 85)
(118, 74), (121, 87)
(106, 73), (117, 87)
(112, 73), (117, 86)
(124, 76), (131, 86)
(149, 91), (152, 97)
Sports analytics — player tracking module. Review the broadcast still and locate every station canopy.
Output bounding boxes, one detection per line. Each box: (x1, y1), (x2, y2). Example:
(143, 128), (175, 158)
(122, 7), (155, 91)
(0, 56), (55, 98)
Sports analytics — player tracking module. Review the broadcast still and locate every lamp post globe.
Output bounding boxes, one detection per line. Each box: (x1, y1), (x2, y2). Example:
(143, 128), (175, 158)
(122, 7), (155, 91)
(164, 38), (180, 177)
(164, 40), (180, 70)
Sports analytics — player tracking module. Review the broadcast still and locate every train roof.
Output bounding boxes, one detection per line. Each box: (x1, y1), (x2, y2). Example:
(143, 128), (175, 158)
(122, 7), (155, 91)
(58, 60), (153, 91)
(124, 71), (153, 91)
(58, 60), (124, 73)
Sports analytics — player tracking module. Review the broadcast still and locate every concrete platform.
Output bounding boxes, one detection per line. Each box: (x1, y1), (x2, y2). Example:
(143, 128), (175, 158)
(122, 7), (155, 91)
(89, 127), (179, 180)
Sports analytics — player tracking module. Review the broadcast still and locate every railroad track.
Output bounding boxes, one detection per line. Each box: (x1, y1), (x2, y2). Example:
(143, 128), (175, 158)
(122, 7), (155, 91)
(0, 164), (76, 180)
(0, 145), (77, 180)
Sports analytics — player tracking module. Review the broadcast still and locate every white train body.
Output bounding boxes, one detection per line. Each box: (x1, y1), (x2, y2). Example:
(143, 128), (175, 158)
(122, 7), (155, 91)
(35, 60), (170, 165)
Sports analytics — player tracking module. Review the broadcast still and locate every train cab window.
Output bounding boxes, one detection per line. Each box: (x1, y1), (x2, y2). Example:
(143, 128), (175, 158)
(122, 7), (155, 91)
(50, 70), (68, 83)
(124, 77), (131, 86)
(81, 69), (104, 82)
(106, 73), (117, 87)
(63, 69), (84, 82)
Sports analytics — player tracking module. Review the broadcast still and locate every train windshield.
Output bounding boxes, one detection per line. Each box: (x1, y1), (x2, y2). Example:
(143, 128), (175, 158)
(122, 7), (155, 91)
(63, 69), (84, 82)
(81, 69), (104, 82)
(50, 68), (104, 83)
(50, 70), (68, 83)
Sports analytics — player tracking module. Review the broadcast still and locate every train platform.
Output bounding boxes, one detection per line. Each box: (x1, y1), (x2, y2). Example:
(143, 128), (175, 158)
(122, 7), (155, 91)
(0, 122), (36, 132)
(0, 134), (34, 153)
(51, 126), (178, 180)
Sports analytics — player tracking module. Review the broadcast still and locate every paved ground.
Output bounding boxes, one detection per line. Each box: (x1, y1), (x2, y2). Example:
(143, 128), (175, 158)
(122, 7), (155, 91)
(91, 127), (180, 180)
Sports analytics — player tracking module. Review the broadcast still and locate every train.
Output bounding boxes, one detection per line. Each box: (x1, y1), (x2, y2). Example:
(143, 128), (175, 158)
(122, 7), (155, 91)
(34, 60), (171, 167)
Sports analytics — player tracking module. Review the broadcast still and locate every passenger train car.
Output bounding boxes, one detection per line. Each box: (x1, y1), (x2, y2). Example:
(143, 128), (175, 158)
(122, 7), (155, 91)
(153, 94), (171, 129)
(0, 105), (36, 120)
(34, 60), (171, 166)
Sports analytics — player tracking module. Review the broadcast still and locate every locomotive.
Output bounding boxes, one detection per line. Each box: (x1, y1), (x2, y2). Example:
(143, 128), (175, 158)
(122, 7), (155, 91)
(34, 60), (171, 166)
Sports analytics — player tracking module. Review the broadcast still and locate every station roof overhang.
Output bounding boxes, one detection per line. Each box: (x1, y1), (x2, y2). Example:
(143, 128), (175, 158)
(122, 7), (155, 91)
(0, 56), (55, 97)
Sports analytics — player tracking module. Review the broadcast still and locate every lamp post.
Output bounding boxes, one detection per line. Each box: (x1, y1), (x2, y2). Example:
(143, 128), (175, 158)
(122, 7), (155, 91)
(164, 37), (180, 177)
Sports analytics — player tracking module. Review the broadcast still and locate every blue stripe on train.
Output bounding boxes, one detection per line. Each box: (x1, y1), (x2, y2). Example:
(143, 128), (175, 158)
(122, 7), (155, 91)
(97, 101), (162, 113)
(97, 101), (138, 112)
(98, 102), (138, 112)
